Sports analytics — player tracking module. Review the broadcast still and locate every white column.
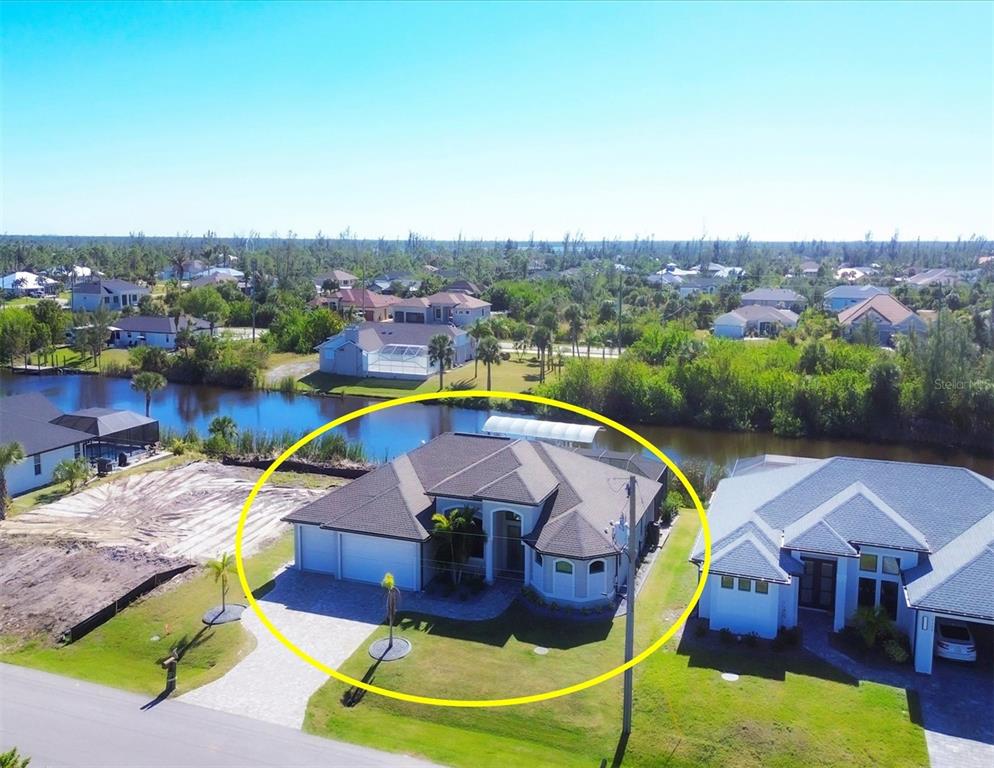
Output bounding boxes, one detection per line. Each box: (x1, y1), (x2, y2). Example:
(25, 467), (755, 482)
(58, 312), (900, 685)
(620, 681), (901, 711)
(833, 559), (847, 632)
(914, 611), (935, 675)
(484, 509), (496, 585)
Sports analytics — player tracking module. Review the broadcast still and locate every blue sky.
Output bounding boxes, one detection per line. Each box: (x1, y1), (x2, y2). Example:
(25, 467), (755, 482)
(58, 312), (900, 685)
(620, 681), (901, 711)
(2, 1), (991, 241)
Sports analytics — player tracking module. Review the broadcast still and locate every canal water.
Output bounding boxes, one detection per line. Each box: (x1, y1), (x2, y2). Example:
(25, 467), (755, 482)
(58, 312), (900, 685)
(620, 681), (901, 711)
(2, 373), (990, 476)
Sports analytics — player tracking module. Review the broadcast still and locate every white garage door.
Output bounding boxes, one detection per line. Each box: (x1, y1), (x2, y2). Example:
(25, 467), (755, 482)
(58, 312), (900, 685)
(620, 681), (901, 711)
(299, 525), (337, 574)
(341, 533), (418, 590)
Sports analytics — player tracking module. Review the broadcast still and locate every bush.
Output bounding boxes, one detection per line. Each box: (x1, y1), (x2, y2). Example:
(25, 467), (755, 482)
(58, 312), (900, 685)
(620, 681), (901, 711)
(884, 638), (910, 664)
(771, 626), (801, 651)
(694, 621), (708, 638)
(719, 627), (734, 645)
(744, 632), (759, 648)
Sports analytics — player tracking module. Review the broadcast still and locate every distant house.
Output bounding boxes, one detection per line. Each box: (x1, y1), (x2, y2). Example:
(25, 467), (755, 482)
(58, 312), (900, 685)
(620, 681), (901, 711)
(906, 268), (960, 288)
(71, 278), (148, 313)
(740, 288), (808, 310)
(0, 394), (158, 496)
(822, 285), (889, 313)
(445, 279), (481, 296)
(689, 455), (993, 675)
(189, 271), (240, 289)
(369, 274), (422, 294)
(713, 305), (799, 339)
(109, 315), (211, 349)
(314, 269), (359, 291)
(392, 291), (491, 328)
(323, 288), (400, 322)
(837, 294), (927, 345)
(158, 259), (208, 282)
(799, 260), (820, 277)
(316, 322), (472, 380)
(1, 271), (58, 296)
(677, 277), (722, 298)
(835, 266), (879, 282)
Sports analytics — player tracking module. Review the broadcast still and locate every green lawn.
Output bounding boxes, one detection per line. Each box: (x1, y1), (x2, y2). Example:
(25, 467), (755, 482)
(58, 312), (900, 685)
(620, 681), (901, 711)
(16, 345), (131, 372)
(304, 516), (927, 768)
(299, 358), (547, 398)
(0, 533), (294, 697)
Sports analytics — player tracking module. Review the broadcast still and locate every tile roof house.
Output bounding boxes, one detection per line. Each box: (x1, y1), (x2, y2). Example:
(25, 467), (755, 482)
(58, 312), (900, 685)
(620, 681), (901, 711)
(739, 288), (808, 310)
(317, 288), (400, 322)
(284, 432), (665, 604)
(906, 268), (960, 287)
(689, 455), (993, 674)
(0, 394), (158, 496)
(315, 321), (473, 380)
(109, 315), (211, 349)
(822, 284), (889, 313)
(314, 269), (359, 291)
(392, 291), (491, 328)
(837, 294), (927, 345)
(712, 305), (799, 339)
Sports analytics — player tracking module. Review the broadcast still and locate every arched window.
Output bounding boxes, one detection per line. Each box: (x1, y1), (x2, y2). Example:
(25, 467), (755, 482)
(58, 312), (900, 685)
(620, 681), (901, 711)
(534, 551), (543, 566)
(589, 560), (605, 574)
(555, 560), (573, 575)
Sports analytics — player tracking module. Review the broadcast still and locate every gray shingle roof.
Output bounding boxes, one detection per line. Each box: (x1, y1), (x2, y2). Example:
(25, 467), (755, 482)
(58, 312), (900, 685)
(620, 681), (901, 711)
(0, 394), (91, 455)
(52, 408), (157, 437)
(112, 315), (209, 334)
(285, 432), (661, 558)
(711, 537), (791, 583)
(823, 285), (887, 300)
(741, 288), (806, 303)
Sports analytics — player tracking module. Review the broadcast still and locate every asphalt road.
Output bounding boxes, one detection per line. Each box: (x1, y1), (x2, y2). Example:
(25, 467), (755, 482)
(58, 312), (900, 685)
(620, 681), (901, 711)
(0, 663), (437, 767)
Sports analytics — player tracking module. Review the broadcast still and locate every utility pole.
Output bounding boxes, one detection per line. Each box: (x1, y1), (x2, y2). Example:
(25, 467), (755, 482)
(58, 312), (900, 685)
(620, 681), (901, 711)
(622, 473), (637, 735)
(617, 269), (623, 356)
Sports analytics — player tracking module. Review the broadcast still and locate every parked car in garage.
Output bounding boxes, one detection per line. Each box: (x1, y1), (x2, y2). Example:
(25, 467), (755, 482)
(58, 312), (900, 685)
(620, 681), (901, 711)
(935, 619), (977, 662)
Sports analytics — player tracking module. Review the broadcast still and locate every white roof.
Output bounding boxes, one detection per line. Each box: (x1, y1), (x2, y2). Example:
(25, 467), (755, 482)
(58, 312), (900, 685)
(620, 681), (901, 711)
(1, 271), (57, 290)
(482, 415), (601, 445)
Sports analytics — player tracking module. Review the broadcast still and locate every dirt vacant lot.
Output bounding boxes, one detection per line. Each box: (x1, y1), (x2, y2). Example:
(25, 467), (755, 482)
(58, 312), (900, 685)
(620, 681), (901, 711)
(0, 462), (329, 638)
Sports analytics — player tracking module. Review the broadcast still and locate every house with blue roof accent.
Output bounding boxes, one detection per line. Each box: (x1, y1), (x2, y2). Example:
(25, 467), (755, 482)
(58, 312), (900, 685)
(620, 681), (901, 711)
(689, 455), (993, 674)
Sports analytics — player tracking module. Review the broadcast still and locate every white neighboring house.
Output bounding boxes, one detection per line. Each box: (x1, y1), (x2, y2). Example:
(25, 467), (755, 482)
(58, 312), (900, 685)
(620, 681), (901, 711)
(1, 271), (58, 296)
(689, 455), (994, 675)
(713, 305), (798, 339)
(740, 288), (808, 310)
(316, 322), (472, 380)
(109, 315), (212, 350)
(283, 433), (666, 604)
(314, 269), (359, 292)
(822, 285), (888, 313)
(71, 278), (149, 312)
(837, 294), (928, 345)
(0, 394), (91, 496)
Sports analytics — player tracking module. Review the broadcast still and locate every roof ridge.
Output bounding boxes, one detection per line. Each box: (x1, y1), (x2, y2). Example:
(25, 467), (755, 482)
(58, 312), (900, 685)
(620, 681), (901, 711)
(425, 440), (520, 493)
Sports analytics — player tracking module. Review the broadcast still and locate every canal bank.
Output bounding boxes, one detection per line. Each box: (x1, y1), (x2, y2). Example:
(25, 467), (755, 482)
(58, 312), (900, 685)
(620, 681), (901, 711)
(2, 373), (990, 476)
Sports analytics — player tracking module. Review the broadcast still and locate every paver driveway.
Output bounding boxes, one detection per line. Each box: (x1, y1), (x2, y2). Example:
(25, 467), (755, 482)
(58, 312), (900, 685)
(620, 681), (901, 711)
(180, 568), (381, 729)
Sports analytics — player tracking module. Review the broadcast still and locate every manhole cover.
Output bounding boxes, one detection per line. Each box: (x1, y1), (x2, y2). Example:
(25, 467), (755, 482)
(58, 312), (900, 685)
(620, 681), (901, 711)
(721, 672), (739, 682)
(369, 637), (412, 661)
(534, 646), (549, 655)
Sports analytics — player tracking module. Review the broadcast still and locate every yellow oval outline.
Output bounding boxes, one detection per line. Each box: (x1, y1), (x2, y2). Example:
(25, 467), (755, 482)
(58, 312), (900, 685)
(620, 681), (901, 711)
(234, 390), (712, 708)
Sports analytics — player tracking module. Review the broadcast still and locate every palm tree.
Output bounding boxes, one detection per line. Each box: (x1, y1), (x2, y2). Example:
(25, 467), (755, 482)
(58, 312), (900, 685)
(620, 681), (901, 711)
(531, 326), (551, 384)
(52, 457), (92, 492)
(206, 552), (235, 613)
(427, 333), (455, 390)
(131, 371), (167, 417)
(467, 320), (491, 378)
(381, 572), (400, 649)
(477, 336), (501, 391)
(431, 507), (476, 584)
(208, 415), (238, 442)
(564, 303), (585, 356)
(0, 442), (26, 520)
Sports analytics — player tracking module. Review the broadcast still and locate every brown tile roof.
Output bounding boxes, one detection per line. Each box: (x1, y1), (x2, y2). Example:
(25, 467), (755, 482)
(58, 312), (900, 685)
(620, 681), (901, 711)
(333, 288), (400, 309)
(837, 294), (917, 326)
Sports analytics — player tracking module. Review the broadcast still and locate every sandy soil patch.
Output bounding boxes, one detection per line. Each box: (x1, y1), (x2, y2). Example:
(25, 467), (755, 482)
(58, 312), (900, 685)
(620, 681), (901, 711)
(264, 357), (319, 384)
(2, 462), (323, 561)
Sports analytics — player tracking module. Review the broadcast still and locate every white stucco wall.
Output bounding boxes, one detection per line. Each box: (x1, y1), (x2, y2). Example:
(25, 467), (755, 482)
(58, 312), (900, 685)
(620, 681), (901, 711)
(705, 573), (781, 639)
(293, 526), (420, 591)
(8, 444), (80, 496)
(713, 322), (745, 339)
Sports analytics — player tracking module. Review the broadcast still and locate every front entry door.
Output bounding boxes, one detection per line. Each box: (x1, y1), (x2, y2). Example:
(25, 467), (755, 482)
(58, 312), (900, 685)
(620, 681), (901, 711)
(505, 521), (523, 574)
(799, 558), (836, 611)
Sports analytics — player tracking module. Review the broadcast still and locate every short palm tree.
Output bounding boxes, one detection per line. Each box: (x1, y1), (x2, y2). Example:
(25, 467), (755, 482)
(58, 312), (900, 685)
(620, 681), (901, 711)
(531, 327), (551, 383)
(52, 457), (92, 492)
(208, 415), (238, 442)
(427, 334), (455, 390)
(0, 442), (26, 520)
(381, 572), (400, 649)
(431, 507), (476, 584)
(131, 371), (167, 417)
(477, 336), (501, 391)
(206, 552), (235, 612)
